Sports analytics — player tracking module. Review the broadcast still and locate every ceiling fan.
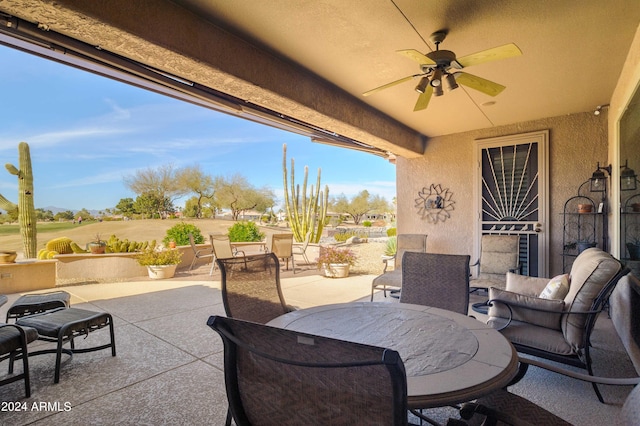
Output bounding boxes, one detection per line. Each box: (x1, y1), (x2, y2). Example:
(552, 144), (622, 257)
(363, 31), (522, 111)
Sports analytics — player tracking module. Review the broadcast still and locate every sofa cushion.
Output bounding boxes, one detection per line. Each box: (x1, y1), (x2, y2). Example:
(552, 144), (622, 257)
(487, 317), (573, 356)
(505, 272), (549, 297)
(562, 248), (622, 350)
(489, 287), (564, 330)
(539, 274), (570, 300)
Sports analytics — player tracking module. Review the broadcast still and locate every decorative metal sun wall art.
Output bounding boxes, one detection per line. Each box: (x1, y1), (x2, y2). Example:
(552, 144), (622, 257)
(415, 184), (455, 223)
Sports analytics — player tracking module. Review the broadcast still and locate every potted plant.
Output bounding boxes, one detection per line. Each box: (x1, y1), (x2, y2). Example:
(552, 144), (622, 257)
(136, 248), (183, 279)
(87, 234), (107, 254)
(317, 245), (358, 278)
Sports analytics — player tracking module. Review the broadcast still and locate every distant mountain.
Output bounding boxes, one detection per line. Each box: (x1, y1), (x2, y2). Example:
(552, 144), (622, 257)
(41, 206), (102, 216)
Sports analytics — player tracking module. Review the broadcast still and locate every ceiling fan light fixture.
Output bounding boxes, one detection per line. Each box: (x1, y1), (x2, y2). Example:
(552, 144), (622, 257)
(415, 76), (429, 94)
(433, 84), (444, 97)
(430, 69), (442, 87)
(444, 73), (458, 91)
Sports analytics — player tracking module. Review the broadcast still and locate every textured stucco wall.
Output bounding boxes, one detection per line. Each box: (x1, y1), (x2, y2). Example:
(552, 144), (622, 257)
(396, 111), (609, 277)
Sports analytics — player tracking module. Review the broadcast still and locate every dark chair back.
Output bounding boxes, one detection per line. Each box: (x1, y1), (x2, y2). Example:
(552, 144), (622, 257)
(207, 315), (408, 426)
(217, 253), (291, 324)
(400, 252), (471, 315)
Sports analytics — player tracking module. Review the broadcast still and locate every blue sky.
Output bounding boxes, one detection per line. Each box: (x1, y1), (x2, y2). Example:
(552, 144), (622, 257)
(0, 44), (396, 212)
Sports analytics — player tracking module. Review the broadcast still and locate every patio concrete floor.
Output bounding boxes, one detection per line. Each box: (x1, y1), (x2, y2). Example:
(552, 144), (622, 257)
(0, 261), (635, 425)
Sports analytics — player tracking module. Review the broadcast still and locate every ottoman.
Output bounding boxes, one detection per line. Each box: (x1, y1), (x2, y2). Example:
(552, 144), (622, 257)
(6, 291), (71, 322)
(16, 307), (116, 383)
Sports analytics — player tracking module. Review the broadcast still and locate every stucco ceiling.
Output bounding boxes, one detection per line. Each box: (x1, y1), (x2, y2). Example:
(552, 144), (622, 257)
(0, 1), (639, 155)
(173, 0), (640, 137)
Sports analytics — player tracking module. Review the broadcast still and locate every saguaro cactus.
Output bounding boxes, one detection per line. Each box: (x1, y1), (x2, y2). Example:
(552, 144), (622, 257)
(282, 143), (328, 243)
(0, 142), (37, 258)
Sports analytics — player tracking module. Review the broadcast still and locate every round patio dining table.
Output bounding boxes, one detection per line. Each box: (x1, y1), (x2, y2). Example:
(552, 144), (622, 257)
(268, 302), (518, 409)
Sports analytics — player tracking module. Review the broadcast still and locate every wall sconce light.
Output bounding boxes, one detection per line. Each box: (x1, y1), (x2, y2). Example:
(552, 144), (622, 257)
(621, 160), (637, 191)
(589, 162), (611, 192)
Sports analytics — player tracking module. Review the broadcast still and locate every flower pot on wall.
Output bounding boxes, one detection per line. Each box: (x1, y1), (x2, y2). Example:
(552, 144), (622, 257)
(147, 264), (177, 279)
(322, 263), (350, 278)
(87, 241), (106, 254)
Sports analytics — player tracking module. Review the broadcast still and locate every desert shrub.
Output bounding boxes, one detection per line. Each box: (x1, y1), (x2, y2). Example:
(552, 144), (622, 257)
(333, 231), (368, 243)
(362, 220), (372, 227)
(384, 236), (397, 256)
(228, 221), (265, 242)
(163, 222), (204, 246)
(386, 227), (397, 237)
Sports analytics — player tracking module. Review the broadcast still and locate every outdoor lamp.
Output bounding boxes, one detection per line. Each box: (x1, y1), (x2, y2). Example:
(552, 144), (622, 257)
(620, 160), (637, 191)
(444, 73), (458, 91)
(589, 162), (611, 193)
(415, 76), (429, 94)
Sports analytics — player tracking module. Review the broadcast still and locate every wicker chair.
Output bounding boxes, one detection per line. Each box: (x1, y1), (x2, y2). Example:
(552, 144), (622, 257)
(400, 252), (470, 315)
(371, 234), (428, 301)
(217, 253), (294, 325)
(486, 248), (628, 402)
(207, 315), (409, 426)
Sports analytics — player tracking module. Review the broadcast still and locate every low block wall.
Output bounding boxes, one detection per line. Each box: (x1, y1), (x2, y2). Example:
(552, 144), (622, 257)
(55, 246), (193, 281)
(0, 260), (57, 293)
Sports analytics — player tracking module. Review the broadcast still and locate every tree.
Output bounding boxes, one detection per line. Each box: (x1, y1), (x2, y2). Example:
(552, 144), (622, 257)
(176, 165), (215, 218)
(35, 208), (54, 222)
(54, 210), (75, 221)
(76, 208), (94, 221)
(133, 192), (175, 219)
(115, 198), (136, 217)
(124, 164), (186, 218)
(214, 174), (276, 221)
(331, 190), (389, 225)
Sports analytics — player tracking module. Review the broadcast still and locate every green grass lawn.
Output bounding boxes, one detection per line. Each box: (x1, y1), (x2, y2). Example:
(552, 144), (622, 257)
(0, 222), (87, 236)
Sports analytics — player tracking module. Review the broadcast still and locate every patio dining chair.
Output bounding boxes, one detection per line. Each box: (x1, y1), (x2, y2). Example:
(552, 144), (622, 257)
(188, 233), (214, 271)
(267, 233), (296, 273)
(400, 252), (470, 315)
(207, 315), (409, 426)
(292, 231), (312, 265)
(469, 234), (521, 294)
(217, 253), (294, 325)
(209, 233), (246, 275)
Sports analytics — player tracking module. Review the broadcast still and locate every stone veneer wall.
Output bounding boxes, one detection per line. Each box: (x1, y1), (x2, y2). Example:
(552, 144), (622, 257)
(396, 111), (608, 277)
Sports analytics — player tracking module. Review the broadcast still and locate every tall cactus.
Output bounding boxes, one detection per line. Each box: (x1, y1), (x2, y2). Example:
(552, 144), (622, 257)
(0, 142), (37, 258)
(282, 143), (328, 243)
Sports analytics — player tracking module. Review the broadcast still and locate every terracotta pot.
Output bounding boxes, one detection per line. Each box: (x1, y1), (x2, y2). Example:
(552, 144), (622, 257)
(87, 242), (106, 254)
(0, 251), (17, 264)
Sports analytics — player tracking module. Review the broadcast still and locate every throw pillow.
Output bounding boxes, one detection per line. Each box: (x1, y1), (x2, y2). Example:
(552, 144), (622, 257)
(539, 274), (570, 300)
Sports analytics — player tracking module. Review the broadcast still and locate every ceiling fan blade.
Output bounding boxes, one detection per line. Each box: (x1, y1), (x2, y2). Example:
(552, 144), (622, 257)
(456, 43), (522, 68)
(413, 86), (433, 111)
(455, 72), (506, 97)
(397, 49), (436, 66)
(363, 75), (419, 96)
